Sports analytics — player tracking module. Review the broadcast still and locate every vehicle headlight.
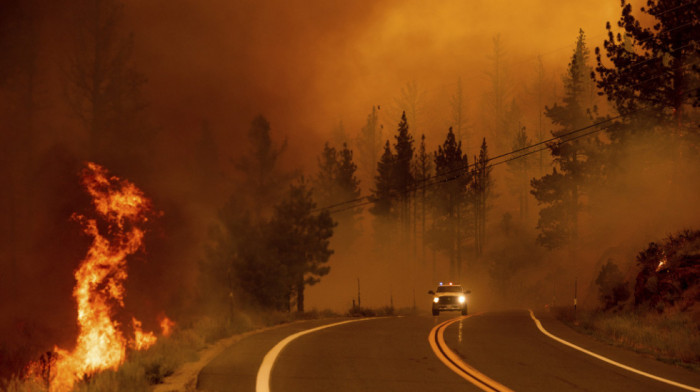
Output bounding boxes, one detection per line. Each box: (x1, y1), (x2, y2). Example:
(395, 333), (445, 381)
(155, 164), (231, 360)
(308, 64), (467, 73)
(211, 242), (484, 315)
(458, 295), (466, 303)
(433, 297), (439, 303)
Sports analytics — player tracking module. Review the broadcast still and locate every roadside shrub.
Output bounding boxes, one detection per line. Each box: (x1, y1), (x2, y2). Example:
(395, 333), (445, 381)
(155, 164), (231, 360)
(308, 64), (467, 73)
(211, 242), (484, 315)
(634, 230), (700, 310)
(595, 260), (630, 310)
(346, 306), (375, 317)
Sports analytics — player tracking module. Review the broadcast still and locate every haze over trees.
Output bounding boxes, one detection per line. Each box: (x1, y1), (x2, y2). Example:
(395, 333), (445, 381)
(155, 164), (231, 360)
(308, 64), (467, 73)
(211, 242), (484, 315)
(0, 0), (698, 382)
(531, 30), (598, 250)
(429, 128), (470, 279)
(67, 0), (153, 179)
(314, 142), (362, 247)
(595, 0), (699, 128)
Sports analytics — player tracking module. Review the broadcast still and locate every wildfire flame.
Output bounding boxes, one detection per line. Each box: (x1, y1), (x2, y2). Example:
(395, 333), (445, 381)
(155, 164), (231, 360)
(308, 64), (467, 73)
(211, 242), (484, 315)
(160, 315), (176, 337)
(132, 318), (157, 350)
(32, 162), (164, 391)
(656, 255), (668, 272)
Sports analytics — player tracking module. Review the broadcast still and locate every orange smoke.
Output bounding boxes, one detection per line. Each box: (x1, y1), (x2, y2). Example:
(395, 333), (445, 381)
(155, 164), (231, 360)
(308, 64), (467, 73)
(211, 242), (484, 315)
(33, 162), (160, 391)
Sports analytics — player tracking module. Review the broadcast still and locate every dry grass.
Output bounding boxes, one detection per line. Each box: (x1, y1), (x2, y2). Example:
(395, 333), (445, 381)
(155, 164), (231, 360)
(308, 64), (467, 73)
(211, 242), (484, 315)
(556, 308), (700, 369)
(2, 309), (339, 392)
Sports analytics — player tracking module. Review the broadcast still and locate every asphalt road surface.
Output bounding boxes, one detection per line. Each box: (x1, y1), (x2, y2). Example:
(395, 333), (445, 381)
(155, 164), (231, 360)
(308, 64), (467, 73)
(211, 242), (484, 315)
(196, 310), (700, 392)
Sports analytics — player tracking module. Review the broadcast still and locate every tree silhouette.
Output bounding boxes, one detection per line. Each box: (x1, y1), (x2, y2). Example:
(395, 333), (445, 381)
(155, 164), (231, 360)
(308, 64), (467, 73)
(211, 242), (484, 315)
(370, 141), (397, 219)
(506, 124), (532, 221)
(471, 138), (492, 256)
(595, 0), (699, 131)
(430, 128), (470, 279)
(314, 142), (361, 246)
(268, 179), (335, 312)
(531, 30), (598, 249)
(236, 115), (292, 220)
(66, 0), (152, 177)
(412, 134), (433, 266)
(355, 106), (383, 183)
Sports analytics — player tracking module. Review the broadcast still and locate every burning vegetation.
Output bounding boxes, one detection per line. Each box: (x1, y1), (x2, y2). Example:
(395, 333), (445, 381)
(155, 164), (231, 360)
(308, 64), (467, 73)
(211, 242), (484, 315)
(23, 163), (172, 391)
(0, 0), (699, 388)
(634, 230), (700, 313)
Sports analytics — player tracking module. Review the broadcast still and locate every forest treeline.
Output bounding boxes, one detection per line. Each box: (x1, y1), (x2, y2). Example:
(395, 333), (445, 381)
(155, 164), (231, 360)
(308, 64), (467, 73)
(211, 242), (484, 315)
(207, 0), (698, 314)
(0, 0), (698, 381)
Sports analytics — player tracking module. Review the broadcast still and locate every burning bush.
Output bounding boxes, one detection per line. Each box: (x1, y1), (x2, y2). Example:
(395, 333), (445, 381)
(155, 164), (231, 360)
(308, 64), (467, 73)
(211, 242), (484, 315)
(16, 163), (176, 392)
(634, 230), (700, 313)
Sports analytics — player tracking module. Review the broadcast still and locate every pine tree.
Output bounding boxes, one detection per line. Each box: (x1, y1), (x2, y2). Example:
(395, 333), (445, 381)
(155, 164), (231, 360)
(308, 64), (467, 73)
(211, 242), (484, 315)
(355, 106), (383, 182)
(394, 81), (421, 137)
(430, 128), (470, 279)
(337, 143), (361, 204)
(370, 141), (397, 219)
(236, 115), (292, 220)
(471, 138), (493, 256)
(595, 0), (699, 130)
(314, 142), (361, 246)
(531, 30), (598, 249)
(315, 142), (338, 208)
(267, 179), (335, 312)
(394, 111), (415, 195)
(66, 0), (152, 177)
(211, 194), (286, 311)
(506, 125), (532, 221)
(394, 112), (415, 252)
(412, 134), (433, 266)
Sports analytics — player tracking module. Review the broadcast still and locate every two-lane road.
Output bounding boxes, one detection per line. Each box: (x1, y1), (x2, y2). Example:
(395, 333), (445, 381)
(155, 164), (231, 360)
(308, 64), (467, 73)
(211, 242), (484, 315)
(196, 311), (700, 391)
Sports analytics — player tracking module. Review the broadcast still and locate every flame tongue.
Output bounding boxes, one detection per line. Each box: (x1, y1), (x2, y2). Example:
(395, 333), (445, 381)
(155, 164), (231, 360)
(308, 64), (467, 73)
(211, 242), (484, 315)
(48, 163), (154, 391)
(132, 318), (157, 350)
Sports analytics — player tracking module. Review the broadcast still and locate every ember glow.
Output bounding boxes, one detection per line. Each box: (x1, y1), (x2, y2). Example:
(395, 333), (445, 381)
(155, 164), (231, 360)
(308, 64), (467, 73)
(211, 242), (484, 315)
(35, 163), (158, 391)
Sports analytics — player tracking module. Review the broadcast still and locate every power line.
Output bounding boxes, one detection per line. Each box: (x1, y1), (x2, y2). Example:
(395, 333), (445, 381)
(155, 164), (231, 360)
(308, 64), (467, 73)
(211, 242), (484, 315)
(315, 112), (622, 213)
(317, 71), (699, 215)
(312, 5), (700, 213)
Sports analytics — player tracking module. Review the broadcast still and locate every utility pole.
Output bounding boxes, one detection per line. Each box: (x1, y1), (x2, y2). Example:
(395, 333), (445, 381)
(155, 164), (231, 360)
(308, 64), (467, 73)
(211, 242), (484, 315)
(357, 277), (361, 309)
(574, 278), (578, 316)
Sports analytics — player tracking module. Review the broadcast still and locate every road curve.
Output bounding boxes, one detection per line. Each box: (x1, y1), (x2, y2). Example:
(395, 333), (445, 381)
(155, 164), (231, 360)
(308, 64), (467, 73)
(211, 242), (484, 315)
(442, 310), (700, 391)
(196, 311), (700, 392)
(429, 314), (513, 392)
(197, 315), (480, 392)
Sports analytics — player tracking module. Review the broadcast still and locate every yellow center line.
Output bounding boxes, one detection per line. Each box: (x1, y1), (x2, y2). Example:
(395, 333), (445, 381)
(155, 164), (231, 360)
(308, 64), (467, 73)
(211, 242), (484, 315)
(428, 315), (514, 392)
(529, 309), (700, 392)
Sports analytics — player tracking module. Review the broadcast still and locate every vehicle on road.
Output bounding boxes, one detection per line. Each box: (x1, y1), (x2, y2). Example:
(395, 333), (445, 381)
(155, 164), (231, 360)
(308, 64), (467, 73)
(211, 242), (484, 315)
(428, 282), (470, 316)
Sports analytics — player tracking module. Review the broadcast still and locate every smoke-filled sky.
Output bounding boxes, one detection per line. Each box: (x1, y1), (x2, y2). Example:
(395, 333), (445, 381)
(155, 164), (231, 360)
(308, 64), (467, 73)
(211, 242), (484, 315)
(8, 0), (697, 378)
(125, 0), (621, 170)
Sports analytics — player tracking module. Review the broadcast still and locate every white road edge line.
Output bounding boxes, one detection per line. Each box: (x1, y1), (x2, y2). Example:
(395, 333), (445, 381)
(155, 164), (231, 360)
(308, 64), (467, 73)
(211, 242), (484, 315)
(255, 318), (371, 392)
(528, 309), (700, 392)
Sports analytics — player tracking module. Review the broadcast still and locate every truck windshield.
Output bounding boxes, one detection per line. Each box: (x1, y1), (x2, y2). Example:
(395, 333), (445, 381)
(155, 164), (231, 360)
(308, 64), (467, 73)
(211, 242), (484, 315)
(436, 286), (463, 293)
